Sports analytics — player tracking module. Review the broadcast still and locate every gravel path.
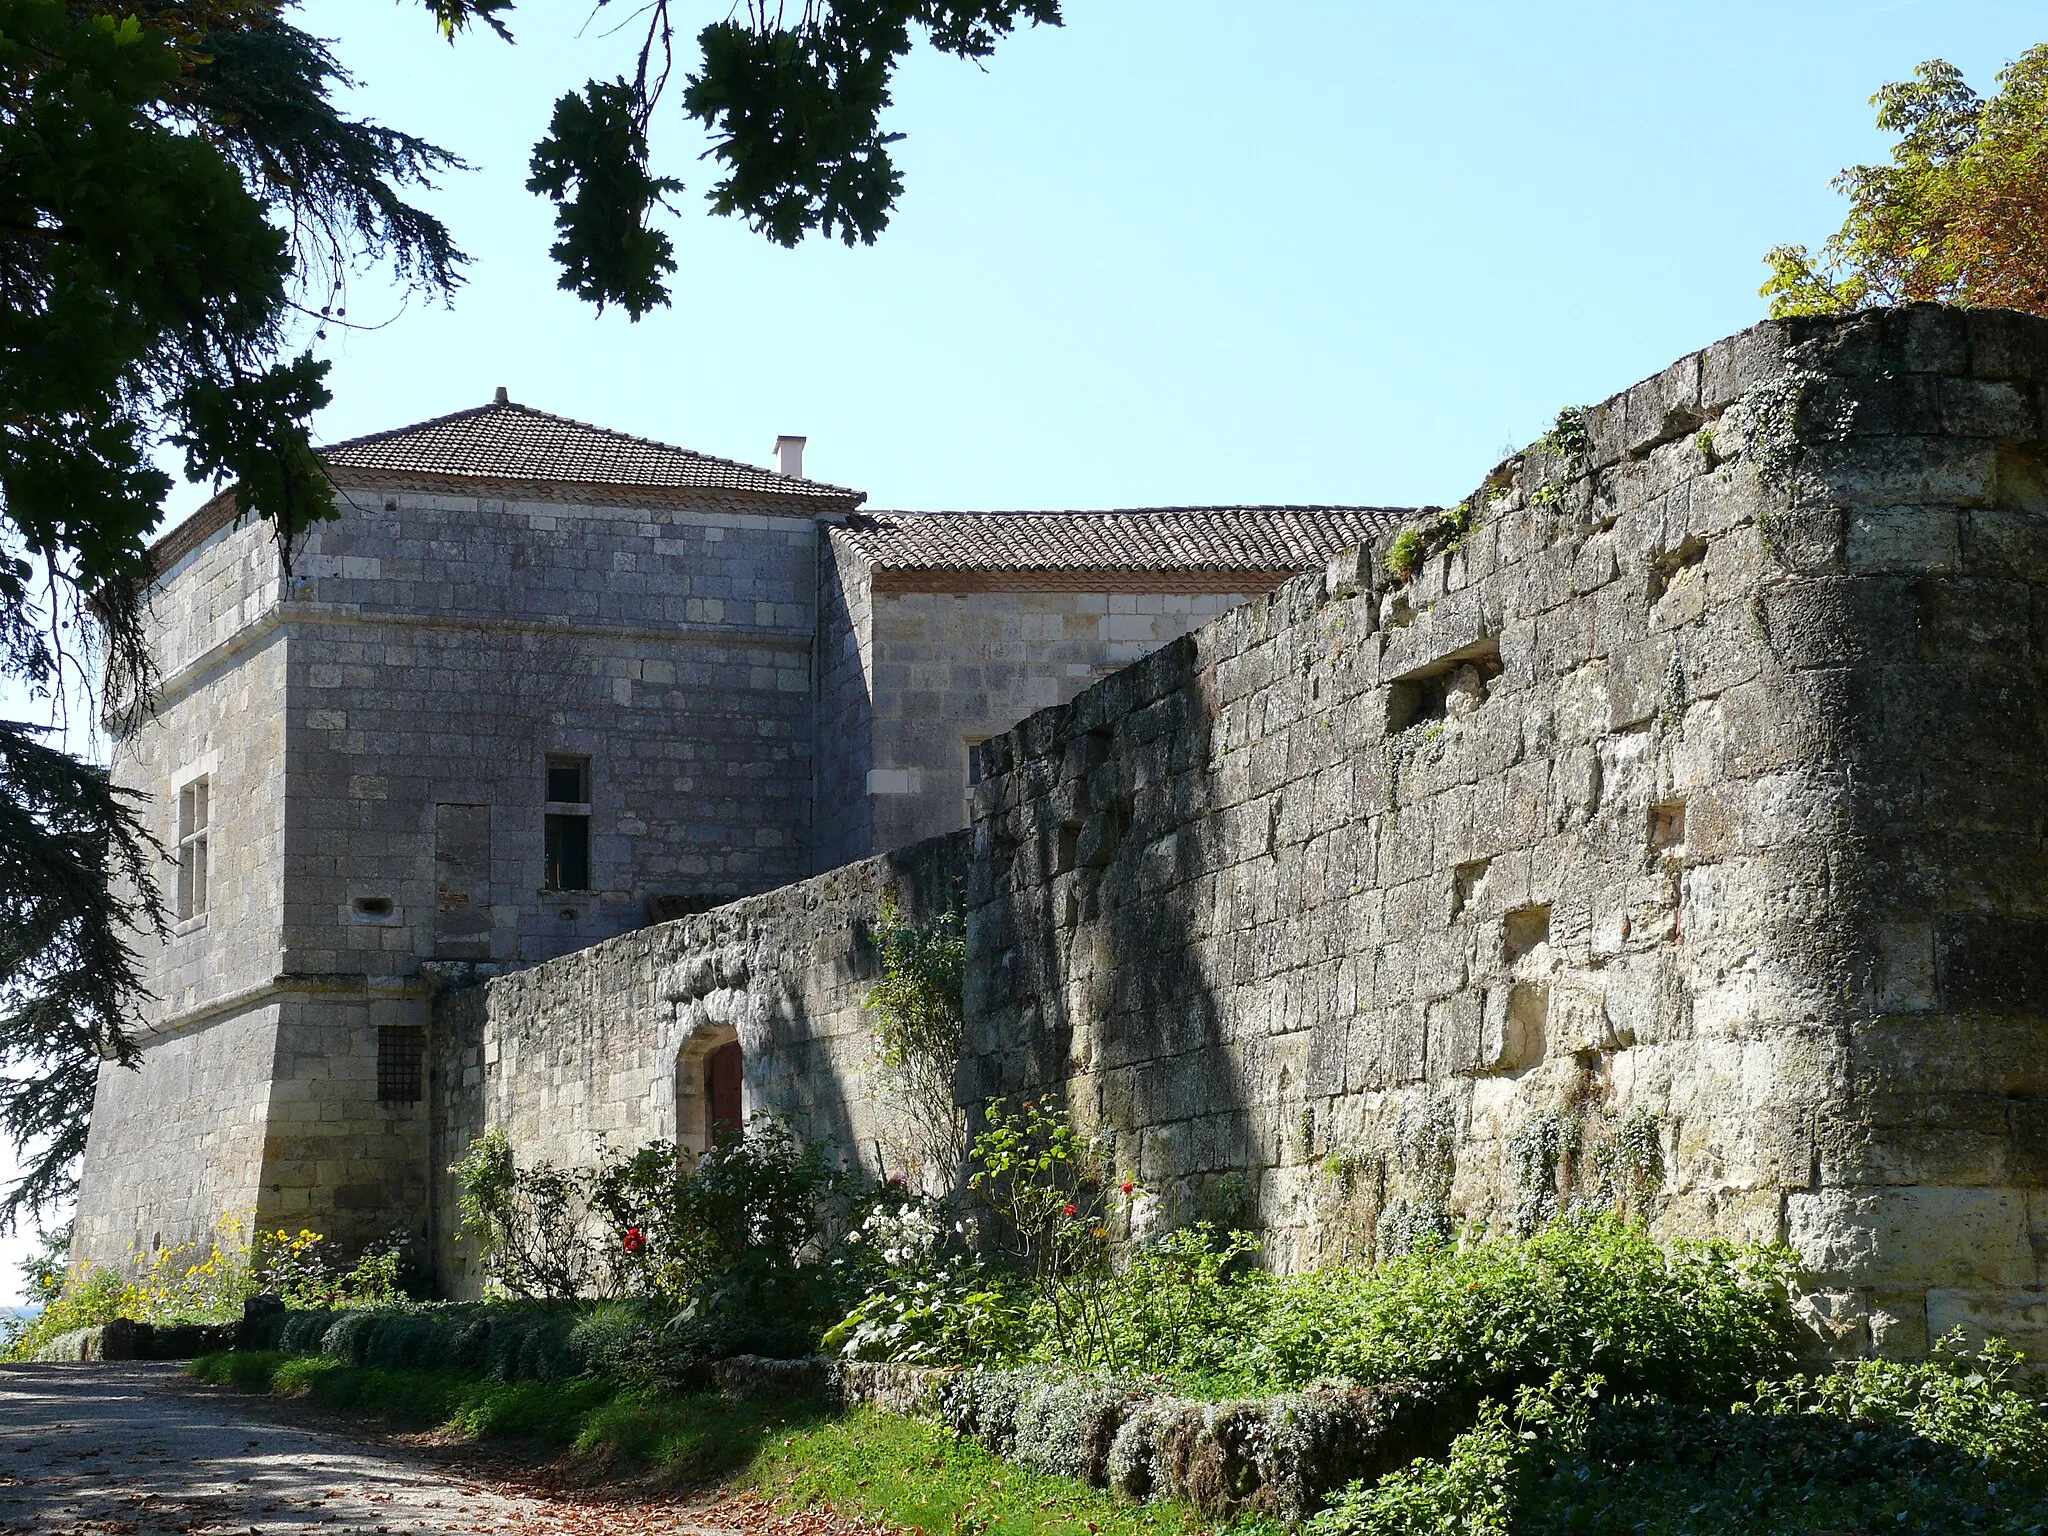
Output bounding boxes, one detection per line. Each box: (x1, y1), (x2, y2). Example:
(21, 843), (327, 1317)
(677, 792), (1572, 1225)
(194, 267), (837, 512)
(0, 1360), (745, 1536)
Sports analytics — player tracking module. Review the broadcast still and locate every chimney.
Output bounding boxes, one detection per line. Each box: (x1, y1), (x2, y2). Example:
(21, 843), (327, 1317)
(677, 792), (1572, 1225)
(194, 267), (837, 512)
(494, 386), (508, 404)
(774, 435), (807, 479)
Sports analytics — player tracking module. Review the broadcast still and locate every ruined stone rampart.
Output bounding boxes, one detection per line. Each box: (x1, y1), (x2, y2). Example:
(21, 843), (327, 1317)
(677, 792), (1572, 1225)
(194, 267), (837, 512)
(437, 307), (2048, 1358)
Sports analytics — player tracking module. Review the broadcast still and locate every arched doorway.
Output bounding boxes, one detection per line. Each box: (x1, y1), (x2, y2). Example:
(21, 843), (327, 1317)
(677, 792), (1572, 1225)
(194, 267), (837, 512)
(675, 1026), (744, 1156)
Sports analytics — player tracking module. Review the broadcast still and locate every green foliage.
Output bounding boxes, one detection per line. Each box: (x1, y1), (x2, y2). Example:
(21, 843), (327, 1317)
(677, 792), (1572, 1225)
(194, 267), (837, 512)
(527, 79), (683, 319)
(824, 1196), (1027, 1365)
(865, 895), (968, 1180)
(451, 1129), (608, 1301)
(595, 1117), (866, 1354)
(1382, 503), (1474, 586)
(1067, 1223), (1265, 1379)
(1248, 1216), (1798, 1405)
(1382, 526), (1425, 581)
(1, 1264), (125, 1358)
(0, 723), (166, 1220)
(17, 1223), (65, 1304)
(682, 3), (1063, 251)
(1537, 406), (1591, 470)
(3, 1215), (401, 1360)
(1309, 1328), (2048, 1536)
(1764, 47), (2048, 318)
(970, 1095), (1141, 1364)
(1748, 1332), (2048, 1477)
(0, 0), (467, 1225)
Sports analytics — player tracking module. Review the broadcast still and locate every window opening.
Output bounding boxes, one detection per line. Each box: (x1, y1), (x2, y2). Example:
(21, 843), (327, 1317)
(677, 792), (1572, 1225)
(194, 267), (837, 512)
(544, 754), (592, 891)
(176, 777), (209, 920)
(705, 1040), (743, 1141)
(377, 1025), (425, 1103)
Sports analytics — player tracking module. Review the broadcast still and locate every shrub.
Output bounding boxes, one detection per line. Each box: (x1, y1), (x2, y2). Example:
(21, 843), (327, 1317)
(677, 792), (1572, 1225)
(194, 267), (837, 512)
(1074, 1223), (1265, 1378)
(1247, 1214), (1799, 1405)
(592, 1117), (868, 1354)
(824, 1197), (1026, 1365)
(1383, 526), (1423, 581)
(3, 1215), (401, 1360)
(452, 1130), (610, 1300)
(1311, 1334), (2048, 1536)
(2, 1265), (127, 1358)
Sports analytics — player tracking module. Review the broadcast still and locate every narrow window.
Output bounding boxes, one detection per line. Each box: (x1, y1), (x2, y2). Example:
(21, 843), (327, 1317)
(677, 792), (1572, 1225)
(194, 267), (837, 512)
(176, 777), (210, 921)
(544, 754), (592, 891)
(376, 1025), (425, 1104)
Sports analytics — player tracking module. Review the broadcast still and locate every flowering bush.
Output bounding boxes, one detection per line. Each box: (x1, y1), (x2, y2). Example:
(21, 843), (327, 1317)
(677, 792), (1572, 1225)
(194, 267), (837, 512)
(823, 1196), (1025, 1364)
(969, 1095), (1142, 1364)
(3, 1216), (403, 1360)
(592, 1116), (873, 1355)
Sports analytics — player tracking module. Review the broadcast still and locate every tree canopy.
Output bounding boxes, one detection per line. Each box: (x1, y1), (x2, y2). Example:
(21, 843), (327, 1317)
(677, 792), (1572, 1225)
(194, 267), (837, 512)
(0, 0), (1058, 1226)
(1764, 45), (2048, 319)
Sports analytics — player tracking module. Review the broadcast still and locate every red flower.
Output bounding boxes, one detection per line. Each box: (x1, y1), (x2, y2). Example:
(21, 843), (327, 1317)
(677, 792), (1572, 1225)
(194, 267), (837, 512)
(1120, 1180), (1135, 1195)
(1062, 1203), (1078, 1218)
(622, 1226), (646, 1254)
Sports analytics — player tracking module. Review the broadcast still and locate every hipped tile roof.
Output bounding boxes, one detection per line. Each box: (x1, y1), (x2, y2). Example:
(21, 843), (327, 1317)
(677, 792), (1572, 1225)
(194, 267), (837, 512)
(322, 400), (862, 502)
(839, 506), (1408, 573)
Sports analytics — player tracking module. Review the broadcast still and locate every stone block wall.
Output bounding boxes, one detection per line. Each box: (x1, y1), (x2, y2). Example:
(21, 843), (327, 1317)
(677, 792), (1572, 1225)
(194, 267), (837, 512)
(428, 833), (967, 1296)
(962, 306), (2048, 1360)
(859, 582), (1267, 855)
(73, 1004), (280, 1267)
(76, 513), (291, 1266)
(285, 482), (825, 966)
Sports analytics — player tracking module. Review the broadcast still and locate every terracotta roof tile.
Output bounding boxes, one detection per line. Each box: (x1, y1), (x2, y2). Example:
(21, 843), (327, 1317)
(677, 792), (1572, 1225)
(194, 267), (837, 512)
(838, 506), (1409, 573)
(321, 400), (862, 502)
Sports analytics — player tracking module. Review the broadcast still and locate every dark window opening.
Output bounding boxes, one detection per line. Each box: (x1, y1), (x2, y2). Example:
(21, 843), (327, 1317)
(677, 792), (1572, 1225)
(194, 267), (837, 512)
(545, 813), (590, 891)
(377, 1026), (425, 1104)
(705, 1040), (743, 1142)
(546, 755), (590, 806)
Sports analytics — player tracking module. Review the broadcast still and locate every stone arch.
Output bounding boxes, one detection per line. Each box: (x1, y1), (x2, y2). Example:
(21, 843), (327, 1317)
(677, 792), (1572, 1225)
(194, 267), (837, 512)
(675, 1023), (746, 1156)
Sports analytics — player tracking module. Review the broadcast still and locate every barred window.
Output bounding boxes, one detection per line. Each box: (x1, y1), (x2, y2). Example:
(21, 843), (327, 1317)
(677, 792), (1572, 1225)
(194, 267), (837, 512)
(376, 1026), (425, 1104)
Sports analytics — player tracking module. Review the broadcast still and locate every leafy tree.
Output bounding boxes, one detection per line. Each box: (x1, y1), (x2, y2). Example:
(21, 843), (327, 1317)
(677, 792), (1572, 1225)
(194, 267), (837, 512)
(1764, 46), (2048, 318)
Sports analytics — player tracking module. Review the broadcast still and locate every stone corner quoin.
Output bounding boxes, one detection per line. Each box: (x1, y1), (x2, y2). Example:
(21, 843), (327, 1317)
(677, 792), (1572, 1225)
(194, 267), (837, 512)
(77, 304), (2048, 1362)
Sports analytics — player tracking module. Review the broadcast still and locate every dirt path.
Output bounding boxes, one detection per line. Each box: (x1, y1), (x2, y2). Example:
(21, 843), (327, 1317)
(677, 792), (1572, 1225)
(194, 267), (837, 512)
(0, 1360), (740, 1536)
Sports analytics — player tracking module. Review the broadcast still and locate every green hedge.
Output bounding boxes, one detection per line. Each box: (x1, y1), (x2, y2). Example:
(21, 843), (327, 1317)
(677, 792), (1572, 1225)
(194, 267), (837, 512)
(242, 1299), (656, 1382)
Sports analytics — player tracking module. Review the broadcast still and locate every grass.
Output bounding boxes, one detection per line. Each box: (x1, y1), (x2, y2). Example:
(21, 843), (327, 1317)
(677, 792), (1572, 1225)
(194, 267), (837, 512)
(188, 1352), (1244, 1536)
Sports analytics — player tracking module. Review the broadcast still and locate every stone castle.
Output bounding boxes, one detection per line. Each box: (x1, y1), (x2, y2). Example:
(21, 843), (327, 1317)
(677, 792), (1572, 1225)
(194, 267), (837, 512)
(76, 307), (2048, 1363)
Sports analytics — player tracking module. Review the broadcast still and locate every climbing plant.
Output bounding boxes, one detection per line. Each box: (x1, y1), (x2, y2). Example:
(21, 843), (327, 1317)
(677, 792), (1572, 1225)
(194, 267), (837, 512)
(865, 895), (968, 1183)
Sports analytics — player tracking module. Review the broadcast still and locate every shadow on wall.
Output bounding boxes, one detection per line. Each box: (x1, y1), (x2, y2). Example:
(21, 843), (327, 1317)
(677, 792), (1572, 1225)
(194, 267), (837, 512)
(965, 634), (1253, 1230)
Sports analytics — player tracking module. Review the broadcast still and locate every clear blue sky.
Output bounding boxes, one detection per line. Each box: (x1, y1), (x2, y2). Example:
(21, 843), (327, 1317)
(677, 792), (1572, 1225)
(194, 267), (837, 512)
(10, 1), (2047, 1295)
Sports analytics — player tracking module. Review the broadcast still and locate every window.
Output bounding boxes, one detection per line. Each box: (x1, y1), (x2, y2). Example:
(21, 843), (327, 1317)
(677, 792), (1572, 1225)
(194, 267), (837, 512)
(176, 777), (209, 921)
(376, 1025), (425, 1104)
(544, 754), (591, 891)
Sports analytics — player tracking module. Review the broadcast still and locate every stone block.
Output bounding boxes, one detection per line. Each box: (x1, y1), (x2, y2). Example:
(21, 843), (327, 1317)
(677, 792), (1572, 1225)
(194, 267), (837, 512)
(1788, 1187), (2036, 1288)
